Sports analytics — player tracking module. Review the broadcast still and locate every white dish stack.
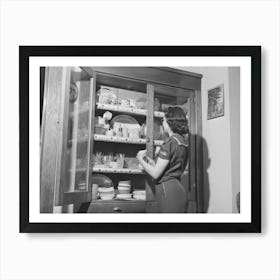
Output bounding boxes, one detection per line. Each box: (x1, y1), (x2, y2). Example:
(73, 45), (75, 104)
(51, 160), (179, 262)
(132, 190), (146, 200)
(98, 186), (115, 200)
(116, 181), (132, 199)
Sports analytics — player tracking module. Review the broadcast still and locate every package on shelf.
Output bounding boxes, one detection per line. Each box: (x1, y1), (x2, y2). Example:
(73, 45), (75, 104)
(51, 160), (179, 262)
(93, 152), (126, 169)
(124, 157), (141, 169)
(112, 122), (140, 139)
(96, 87), (118, 105)
(94, 116), (110, 135)
(97, 85), (147, 109)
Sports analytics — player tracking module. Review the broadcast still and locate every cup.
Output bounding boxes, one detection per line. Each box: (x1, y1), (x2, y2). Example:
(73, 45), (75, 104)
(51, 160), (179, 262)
(129, 99), (136, 108)
(106, 129), (114, 137)
(113, 123), (120, 134)
(98, 117), (105, 125)
(116, 153), (125, 168)
(122, 126), (128, 138)
(121, 99), (129, 107)
(133, 128), (140, 139)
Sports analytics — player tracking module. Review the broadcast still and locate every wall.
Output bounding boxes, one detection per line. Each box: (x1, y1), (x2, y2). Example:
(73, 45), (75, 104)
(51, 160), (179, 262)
(229, 67), (240, 213)
(177, 67), (240, 213)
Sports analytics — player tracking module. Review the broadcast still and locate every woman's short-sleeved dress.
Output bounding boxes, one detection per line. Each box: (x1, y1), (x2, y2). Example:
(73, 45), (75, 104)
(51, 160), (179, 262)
(155, 133), (188, 213)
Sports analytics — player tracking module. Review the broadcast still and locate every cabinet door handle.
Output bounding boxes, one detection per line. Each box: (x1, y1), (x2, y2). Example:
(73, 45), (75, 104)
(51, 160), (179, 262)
(113, 207), (123, 213)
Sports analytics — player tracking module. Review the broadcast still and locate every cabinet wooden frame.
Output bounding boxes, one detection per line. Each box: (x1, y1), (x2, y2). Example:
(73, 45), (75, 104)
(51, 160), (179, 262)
(40, 66), (199, 214)
(20, 46), (261, 233)
(82, 67), (198, 212)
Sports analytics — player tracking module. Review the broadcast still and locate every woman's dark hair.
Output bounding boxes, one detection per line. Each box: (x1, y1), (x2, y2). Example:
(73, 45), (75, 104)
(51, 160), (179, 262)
(165, 106), (189, 135)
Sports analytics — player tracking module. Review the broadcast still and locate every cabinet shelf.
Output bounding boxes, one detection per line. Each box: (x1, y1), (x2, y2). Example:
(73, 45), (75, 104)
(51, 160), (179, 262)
(69, 135), (163, 145)
(94, 134), (163, 145)
(96, 103), (165, 118)
(94, 134), (146, 144)
(69, 104), (165, 118)
(94, 198), (146, 202)
(93, 134), (163, 146)
(92, 167), (144, 174)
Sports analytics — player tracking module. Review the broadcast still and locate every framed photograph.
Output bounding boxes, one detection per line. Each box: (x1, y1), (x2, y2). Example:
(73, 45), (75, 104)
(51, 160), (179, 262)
(207, 84), (225, 119)
(20, 46), (261, 233)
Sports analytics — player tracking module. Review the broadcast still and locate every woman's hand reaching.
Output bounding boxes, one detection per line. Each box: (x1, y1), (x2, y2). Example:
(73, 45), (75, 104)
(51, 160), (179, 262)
(136, 148), (169, 180)
(155, 146), (161, 156)
(136, 149), (147, 161)
(137, 150), (156, 167)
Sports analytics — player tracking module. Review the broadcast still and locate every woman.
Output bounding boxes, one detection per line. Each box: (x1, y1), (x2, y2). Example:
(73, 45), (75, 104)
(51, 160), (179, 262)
(136, 106), (189, 213)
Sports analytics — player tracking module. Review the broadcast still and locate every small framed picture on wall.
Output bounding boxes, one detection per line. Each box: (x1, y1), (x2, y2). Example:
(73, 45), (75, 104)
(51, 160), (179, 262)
(207, 84), (225, 119)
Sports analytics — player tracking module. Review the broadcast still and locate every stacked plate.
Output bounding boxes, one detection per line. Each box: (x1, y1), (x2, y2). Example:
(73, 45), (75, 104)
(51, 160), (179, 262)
(133, 190), (146, 200)
(117, 181), (131, 194)
(98, 186), (115, 200)
(116, 181), (132, 199)
(115, 193), (132, 200)
(92, 174), (115, 200)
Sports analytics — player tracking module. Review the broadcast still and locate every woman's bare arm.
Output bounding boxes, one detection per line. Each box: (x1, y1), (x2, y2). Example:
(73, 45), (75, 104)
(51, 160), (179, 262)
(138, 155), (169, 180)
(145, 155), (156, 166)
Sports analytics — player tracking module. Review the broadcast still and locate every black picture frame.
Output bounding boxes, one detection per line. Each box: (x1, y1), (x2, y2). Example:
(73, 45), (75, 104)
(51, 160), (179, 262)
(20, 46), (261, 233)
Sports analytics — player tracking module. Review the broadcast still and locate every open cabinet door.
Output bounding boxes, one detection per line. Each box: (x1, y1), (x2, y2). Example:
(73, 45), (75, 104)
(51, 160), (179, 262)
(40, 67), (95, 213)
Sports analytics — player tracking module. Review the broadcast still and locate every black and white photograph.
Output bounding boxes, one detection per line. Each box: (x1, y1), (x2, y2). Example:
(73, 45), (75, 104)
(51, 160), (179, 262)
(207, 84), (224, 119)
(40, 66), (238, 214)
(20, 46), (260, 233)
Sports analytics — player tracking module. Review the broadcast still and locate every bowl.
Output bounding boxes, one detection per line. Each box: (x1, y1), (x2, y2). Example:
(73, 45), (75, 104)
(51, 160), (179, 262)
(118, 185), (131, 191)
(99, 191), (115, 199)
(117, 185), (131, 194)
(100, 194), (115, 200)
(118, 189), (131, 194)
(118, 180), (131, 186)
(115, 193), (132, 200)
(99, 192), (114, 197)
(98, 187), (114, 193)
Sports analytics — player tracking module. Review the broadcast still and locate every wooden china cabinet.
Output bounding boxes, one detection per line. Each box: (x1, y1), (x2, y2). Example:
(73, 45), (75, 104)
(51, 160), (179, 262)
(40, 67), (203, 213)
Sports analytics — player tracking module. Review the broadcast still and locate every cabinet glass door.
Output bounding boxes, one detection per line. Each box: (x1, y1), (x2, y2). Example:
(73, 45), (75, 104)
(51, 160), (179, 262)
(61, 67), (95, 205)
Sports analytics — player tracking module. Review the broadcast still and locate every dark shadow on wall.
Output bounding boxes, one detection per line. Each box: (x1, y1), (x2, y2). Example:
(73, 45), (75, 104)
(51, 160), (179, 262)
(181, 133), (210, 213)
(196, 134), (210, 213)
